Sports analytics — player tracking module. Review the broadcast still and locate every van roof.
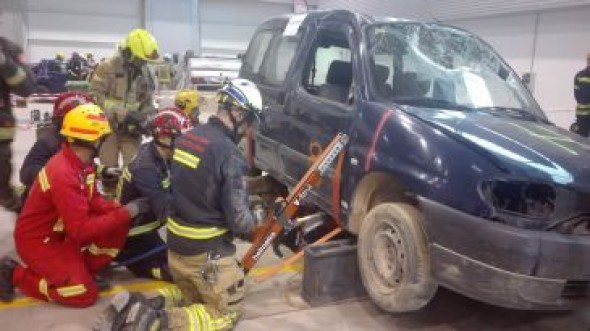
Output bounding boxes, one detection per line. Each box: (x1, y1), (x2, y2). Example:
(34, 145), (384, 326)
(261, 9), (419, 28)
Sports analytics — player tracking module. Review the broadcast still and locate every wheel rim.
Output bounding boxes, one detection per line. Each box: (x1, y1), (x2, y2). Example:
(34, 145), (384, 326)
(367, 217), (406, 291)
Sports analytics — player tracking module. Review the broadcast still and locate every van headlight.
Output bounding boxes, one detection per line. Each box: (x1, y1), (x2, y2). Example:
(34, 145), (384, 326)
(480, 179), (556, 229)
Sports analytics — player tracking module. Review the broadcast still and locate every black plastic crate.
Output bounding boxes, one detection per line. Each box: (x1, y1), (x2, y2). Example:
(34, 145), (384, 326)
(302, 238), (366, 306)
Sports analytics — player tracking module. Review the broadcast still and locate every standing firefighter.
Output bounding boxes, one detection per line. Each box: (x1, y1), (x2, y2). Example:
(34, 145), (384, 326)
(174, 89), (200, 125)
(90, 29), (159, 194)
(115, 109), (193, 281)
(0, 37), (36, 212)
(574, 53), (590, 137)
(97, 79), (265, 331)
(0, 104), (148, 307)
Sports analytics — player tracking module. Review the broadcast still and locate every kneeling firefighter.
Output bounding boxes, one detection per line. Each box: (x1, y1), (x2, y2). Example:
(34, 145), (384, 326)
(115, 108), (193, 281)
(174, 89), (200, 125)
(96, 79), (269, 331)
(0, 104), (148, 307)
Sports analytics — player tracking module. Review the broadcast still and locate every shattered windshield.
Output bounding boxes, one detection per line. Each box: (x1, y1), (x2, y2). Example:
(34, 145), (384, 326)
(367, 23), (545, 119)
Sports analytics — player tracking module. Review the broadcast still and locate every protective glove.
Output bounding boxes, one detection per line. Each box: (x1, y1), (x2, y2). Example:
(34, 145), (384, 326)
(124, 197), (150, 219)
(101, 166), (122, 180)
(122, 112), (148, 136)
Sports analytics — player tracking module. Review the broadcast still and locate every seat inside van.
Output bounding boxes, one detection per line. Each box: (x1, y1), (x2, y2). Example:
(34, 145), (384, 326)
(318, 60), (352, 103)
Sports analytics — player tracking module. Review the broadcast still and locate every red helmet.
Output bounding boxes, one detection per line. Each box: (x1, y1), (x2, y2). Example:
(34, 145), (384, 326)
(148, 108), (193, 141)
(53, 92), (93, 119)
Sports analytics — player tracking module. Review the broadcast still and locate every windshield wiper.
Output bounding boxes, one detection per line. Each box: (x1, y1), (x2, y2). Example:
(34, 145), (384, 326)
(473, 106), (547, 122)
(394, 98), (472, 112)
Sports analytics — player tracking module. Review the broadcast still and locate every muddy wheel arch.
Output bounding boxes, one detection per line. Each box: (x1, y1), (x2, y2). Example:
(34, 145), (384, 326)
(347, 172), (414, 234)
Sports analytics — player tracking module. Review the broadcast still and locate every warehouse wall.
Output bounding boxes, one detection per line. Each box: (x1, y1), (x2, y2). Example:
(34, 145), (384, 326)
(450, 6), (590, 128)
(26, 0), (141, 63)
(200, 0), (292, 56)
(146, 0), (199, 57)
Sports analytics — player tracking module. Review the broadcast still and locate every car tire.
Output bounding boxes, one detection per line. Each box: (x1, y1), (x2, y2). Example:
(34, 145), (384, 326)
(358, 203), (437, 312)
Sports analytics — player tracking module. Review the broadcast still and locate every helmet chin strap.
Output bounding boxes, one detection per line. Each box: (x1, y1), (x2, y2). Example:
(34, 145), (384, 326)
(71, 137), (105, 160)
(228, 109), (250, 143)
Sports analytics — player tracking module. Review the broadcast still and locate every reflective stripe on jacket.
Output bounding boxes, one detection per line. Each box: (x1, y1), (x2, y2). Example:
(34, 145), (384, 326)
(167, 117), (255, 257)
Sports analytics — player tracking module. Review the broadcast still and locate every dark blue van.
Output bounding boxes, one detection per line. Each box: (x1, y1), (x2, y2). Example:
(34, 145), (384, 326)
(240, 10), (590, 312)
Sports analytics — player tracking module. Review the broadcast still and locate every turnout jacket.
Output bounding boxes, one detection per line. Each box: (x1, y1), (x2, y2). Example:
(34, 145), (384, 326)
(0, 38), (36, 141)
(574, 67), (590, 115)
(168, 117), (255, 257)
(117, 142), (171, 236)
(20, 129), (62, 189)
(15, 144), (131, 256)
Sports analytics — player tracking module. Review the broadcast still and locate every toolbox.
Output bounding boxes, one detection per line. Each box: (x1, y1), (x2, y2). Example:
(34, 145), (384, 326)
(302, 238), (367, 306)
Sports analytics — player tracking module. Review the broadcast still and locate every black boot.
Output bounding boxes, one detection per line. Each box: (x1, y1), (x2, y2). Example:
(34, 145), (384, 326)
(0, 257), (18, 302)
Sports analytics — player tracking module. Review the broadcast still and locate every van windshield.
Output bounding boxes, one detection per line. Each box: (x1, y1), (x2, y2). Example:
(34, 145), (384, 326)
(367, 23), (545, 119)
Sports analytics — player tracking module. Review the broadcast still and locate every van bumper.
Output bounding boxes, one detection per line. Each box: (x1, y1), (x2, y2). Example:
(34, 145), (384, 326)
(420, 198), (590, 310)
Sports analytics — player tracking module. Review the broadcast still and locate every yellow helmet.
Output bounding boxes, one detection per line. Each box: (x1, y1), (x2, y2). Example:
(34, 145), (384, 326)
(174, 89), (200, 115)
(121, 29), (159, 62)
(60, 104), (111, 142)
(56, 52), (65, 60)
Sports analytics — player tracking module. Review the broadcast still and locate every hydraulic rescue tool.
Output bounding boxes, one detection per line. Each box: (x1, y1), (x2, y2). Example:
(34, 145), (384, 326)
(241, 132), (349, 274)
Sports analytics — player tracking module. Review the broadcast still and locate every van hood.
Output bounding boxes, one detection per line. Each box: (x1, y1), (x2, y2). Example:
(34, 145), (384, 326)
(403, 106), (590, 188)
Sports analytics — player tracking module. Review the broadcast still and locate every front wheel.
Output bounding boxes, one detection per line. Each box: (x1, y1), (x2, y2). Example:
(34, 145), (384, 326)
(358, 203), (437, 312)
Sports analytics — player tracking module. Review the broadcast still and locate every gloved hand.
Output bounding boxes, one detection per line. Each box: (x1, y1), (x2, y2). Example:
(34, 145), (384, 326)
(124, 197), (150, 218)
(101, 166), (122, 179)
(122, 112), (148, 136)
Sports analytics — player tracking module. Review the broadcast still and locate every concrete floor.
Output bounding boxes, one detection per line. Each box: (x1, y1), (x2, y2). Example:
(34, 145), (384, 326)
(1, 99), (590, 330)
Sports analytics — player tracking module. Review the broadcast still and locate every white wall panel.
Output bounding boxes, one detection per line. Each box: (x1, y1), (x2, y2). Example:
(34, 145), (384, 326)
(0, 0), (27, 47)
(146, 0), (197, 56)
(200, 0), (291, 55)
(451, 5), (590, 124)
(318, 0), (590, 20)
(26, 0), (140, 62)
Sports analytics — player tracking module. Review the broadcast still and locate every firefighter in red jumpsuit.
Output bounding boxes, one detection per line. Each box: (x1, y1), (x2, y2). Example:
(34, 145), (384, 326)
(0, 104), (148, 307)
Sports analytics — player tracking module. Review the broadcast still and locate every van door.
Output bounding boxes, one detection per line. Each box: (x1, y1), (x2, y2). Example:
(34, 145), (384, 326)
(241, 25), (305, 178)
(281, 22), (357, 209)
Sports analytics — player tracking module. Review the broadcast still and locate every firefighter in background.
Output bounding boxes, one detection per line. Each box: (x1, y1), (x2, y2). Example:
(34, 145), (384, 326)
(174, 89), (200, 125)
(0, 37), (36, 212)
(574, 53), (590, 137)
(115, 109), (193, 282)
(156, 54), (174, 91)
(50, 51), (67, 73)
(97, 79), (265, 331)
(67, 52), (85, 80)
(0, 104), (148, 306)
(90, 29), (159, 195)
(86, 52), (97, 69)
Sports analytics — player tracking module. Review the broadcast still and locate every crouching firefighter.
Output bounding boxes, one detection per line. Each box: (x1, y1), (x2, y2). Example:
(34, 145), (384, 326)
(20, 92), (122, 205)
(174, 89), (200, 125)
(97, 79), (267, 331)
(115, 108), (193, 281)
(0, 104), (148, 307)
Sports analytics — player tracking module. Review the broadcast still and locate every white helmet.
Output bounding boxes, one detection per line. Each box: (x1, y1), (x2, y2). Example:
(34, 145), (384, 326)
(217, 78), (263, 121)
(163, 53), (172, 61)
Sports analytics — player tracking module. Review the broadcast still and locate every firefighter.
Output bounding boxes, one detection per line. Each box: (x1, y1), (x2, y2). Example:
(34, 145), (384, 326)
(90, 29), (159, 194)
(115, 109), (193, 281)
(97, 79), (265, 331)
(156, 54), (174, 90)
(0, 37), (36, 212)
(174, 89), (200, 125)
(19, 91), (121, 203)
(20, 92), (93, 199)
(67, 52), (85, 80)
(0, 104), (148, 307)
(574, 53), (590, 137)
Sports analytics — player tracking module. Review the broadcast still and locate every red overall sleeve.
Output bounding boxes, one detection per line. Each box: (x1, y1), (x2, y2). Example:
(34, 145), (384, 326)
(50, 173), (131, 245)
